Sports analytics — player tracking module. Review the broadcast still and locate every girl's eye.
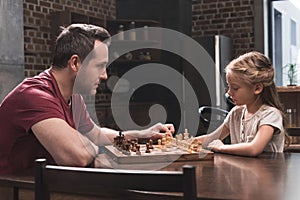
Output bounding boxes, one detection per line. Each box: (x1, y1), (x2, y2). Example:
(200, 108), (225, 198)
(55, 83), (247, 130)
(225, 87), (229, 93)
(228, 86), (238, 91)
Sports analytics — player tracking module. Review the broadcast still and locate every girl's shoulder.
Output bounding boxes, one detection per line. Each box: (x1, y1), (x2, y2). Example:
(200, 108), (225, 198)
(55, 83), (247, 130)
(226, 105), (245, 119)
(259, 104), (281, 115)
(256, 105), (283, 122)
(229, 105), (245, 114)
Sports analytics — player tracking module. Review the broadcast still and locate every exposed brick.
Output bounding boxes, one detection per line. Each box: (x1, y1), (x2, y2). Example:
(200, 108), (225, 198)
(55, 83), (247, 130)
(23, 0), (116, 77)
(25, 0), (38, 4)
(192, 0), (254, 57)
(40, 1), (51, 7)
(24, 0), (255, 77)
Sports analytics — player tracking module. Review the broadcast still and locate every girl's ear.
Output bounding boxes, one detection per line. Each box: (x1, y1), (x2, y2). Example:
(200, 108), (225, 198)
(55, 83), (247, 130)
(254, 83), (263, 95)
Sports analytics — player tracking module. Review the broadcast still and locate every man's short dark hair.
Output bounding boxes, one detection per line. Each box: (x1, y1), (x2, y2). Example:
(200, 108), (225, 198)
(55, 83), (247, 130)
(52, 24), (111, 68)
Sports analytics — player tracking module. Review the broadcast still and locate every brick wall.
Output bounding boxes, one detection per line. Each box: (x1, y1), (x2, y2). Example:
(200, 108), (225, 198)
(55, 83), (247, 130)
(23, 0), (116, 77)
(23, 0), (256, 77)
(192, 0), (255, 57)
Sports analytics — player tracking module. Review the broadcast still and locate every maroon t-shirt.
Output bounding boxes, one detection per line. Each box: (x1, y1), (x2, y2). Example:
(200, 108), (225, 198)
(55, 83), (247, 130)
(0, 69), (94, 174)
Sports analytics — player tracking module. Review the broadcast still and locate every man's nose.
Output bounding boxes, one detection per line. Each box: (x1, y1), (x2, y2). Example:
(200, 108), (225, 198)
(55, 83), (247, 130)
(100, 69), (107, 80)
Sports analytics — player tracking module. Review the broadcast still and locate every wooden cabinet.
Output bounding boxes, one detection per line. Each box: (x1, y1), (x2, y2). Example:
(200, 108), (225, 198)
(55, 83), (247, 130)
(277, 86), (300, 144)
(106, 19), (162, 64)
(277, 86), (300, 126)
(116, 0), (192, 36)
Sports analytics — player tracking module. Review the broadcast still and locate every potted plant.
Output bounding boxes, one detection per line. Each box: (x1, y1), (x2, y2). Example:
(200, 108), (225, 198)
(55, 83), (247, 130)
(285, 63), (297, 86)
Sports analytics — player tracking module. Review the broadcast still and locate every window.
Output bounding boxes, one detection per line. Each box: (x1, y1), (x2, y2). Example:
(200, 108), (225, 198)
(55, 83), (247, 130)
(291, 19), (296, 46)
(268, 0), (300, 86)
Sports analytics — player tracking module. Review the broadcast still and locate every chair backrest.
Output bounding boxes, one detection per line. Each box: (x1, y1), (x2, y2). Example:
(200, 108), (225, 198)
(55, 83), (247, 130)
(35, 158), (197, 200)
(198, 106), (231, 143)
(199, 106), (228, 129)
(198, 93), (234, 131)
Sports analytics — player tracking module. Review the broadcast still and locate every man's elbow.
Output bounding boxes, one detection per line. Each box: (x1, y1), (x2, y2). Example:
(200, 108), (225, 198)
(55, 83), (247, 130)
(56, 151), (94, 167)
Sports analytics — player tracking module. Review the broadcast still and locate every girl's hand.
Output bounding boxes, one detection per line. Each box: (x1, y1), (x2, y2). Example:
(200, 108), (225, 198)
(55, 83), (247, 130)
(207, 139), (224, 152)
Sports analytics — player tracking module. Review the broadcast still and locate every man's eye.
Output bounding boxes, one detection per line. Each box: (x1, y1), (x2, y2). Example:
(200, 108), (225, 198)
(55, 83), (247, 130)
(97, 64), (106, 68)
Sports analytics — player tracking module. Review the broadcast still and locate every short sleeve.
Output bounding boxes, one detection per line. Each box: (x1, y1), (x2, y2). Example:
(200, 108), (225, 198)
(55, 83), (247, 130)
(72, 94), (95, 134)
(259, 108), (283, 134)
(12, 85), (67, 133)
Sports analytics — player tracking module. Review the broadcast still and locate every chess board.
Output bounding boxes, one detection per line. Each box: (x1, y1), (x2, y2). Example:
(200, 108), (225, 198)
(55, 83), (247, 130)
(104, 145), (214, 164)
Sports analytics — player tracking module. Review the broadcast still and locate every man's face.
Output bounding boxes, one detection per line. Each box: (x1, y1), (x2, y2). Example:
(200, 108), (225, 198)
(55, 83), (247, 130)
(74, 40), (109, 95)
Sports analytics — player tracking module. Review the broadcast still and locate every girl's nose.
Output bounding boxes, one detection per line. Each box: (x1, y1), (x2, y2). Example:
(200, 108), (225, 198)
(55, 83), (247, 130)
(226, 89), (232, 97)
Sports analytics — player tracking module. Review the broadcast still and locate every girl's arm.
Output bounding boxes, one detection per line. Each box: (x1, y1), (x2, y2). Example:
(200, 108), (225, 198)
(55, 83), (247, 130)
(208, 124), (274, 157)
(196, 123), (230, 148)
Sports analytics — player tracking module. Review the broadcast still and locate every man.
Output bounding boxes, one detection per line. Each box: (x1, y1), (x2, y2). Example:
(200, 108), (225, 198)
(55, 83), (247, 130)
(0, 24), (174, 174)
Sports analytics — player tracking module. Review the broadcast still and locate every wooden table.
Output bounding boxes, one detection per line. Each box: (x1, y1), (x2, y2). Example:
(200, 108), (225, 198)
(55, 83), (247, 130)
(1, 152), (300, 200)
(156, 152), (300, 200)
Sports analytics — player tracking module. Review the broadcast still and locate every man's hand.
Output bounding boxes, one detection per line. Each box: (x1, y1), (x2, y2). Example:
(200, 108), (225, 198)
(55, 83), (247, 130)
(141, 122), (175, 140)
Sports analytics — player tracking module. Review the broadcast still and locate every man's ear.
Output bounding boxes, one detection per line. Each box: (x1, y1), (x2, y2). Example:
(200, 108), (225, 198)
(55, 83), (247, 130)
(69, 55), (81, 72)
(254, 83), (263, 95)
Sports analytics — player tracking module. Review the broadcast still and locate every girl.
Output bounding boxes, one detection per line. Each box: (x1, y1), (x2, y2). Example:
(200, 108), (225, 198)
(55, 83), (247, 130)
(196, 51), (289, 156)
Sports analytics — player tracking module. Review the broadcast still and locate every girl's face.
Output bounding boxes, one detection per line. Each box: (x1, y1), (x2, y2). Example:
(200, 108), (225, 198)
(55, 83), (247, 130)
(226, 72), (259, 106)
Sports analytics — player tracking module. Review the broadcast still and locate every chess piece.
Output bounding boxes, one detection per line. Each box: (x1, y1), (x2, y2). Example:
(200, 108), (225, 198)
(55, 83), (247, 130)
(166, 134), (171, 144)
(113, 137), (118, 147)
(184, 129), (189, 140)
(176, 133), (183, 141)
(149, 139), (154, 149)
(136, 144), (141, 155)
(145, 143), (151, 153)
(131, 141), (136, 152)
(118, 131), (125, 149)
(171, 138), (177, 146)
(124, 143), (131, 155)
(157, 139), (162, 149)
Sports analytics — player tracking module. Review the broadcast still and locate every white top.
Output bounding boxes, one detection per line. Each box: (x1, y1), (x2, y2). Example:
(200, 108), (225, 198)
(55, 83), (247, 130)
(224, 104), (285, 152)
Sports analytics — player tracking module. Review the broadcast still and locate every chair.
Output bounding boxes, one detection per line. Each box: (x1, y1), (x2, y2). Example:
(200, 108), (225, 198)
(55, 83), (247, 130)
(198, 93), (234, 143)
(199, 93), (234, 131)
(199, 106), (229, 131)
(35, 158), (197, 200)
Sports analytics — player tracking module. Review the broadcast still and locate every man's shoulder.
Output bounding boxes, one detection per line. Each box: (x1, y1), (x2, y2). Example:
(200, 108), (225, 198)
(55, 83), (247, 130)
(24, 69), (52, 86)
(20, 70), (56, 95)
(2, 70), (57, 106)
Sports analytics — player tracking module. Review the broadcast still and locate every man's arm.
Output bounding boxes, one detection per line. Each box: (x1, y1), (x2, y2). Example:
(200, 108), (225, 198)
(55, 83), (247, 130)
(85, 122), (175, 146)
(31, 118), (98, 167)
(32, 117), (174, 167)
